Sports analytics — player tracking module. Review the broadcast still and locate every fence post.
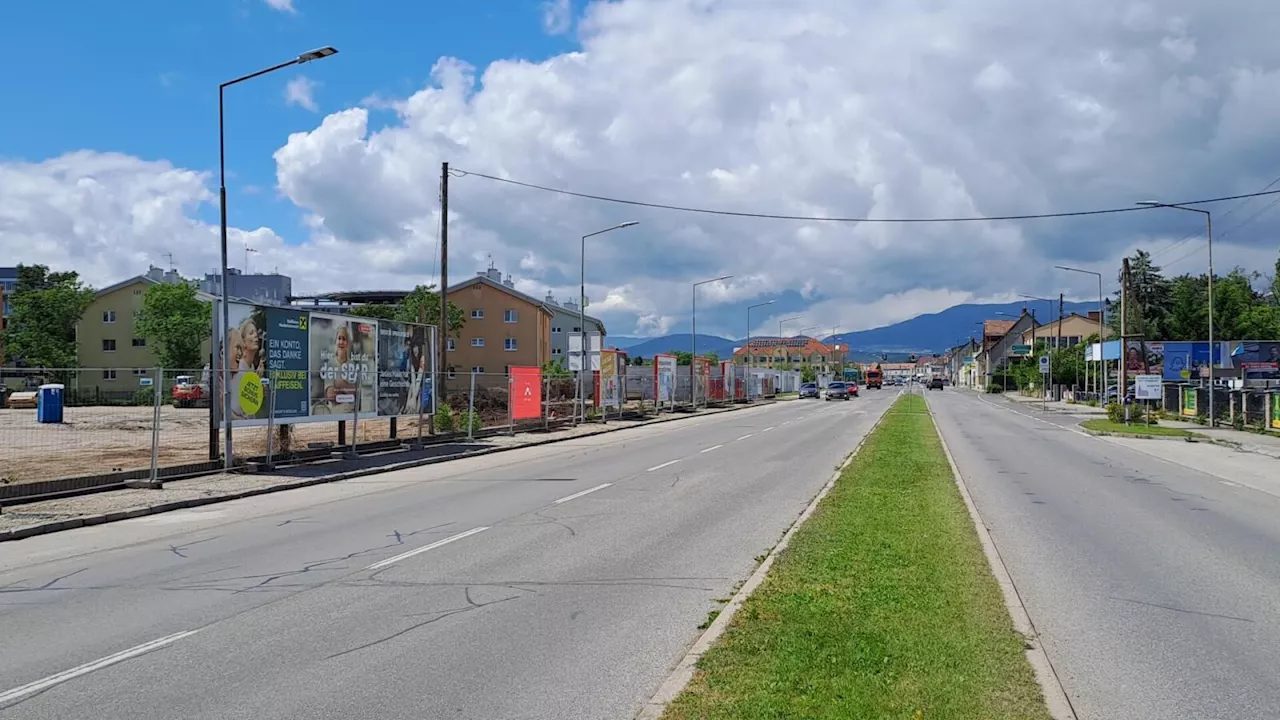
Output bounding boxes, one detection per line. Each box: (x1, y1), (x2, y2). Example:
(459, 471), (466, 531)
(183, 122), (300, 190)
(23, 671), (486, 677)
(148, 367), (162, 485)
(347, 383), (361, 459)
(264, 373), (276, 471)
(410, 371), (427, 450)
(543, 376), (550, 431)
(507, 372), (515, 435)
(468, 370), (477, 441)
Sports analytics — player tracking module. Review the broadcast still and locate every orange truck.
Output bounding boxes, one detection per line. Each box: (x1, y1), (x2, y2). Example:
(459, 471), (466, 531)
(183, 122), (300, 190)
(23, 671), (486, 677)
(865, 369), (883, 389)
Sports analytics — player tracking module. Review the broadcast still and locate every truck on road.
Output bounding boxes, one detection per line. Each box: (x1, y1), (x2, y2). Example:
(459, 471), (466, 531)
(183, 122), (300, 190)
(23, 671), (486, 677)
(865, 368), (883, 389)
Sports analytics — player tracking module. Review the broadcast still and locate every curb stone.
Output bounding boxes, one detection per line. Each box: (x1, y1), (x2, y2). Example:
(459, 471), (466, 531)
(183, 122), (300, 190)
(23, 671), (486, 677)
(1079, 428), (1204, 442)
(0, 401), (770, 543)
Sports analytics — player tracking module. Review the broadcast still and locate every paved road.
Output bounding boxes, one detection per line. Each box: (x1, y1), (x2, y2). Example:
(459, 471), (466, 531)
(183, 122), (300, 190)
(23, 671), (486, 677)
(930, 390), (1280, 720)
(0, 391), (896, 719)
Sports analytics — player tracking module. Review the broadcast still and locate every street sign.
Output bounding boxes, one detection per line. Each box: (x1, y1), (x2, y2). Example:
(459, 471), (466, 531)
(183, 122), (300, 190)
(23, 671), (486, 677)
(139, 378), (154, 387)
(1038, 355), (1050, 374)
(1012, 345), (1032, 356)
(1134, 374), (1162, 400)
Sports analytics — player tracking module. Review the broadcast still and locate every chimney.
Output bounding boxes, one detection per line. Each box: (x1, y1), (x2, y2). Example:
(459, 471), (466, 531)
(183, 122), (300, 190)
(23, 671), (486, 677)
(1087, 310), (1100, 322)
(502, 273), (515, 289)
(545, 292), (557, 306)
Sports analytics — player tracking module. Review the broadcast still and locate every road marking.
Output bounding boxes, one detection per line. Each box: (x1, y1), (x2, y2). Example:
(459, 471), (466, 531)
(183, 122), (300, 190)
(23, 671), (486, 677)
(552, 483), (613, 505)
(364, 527), (490, 571)
(1220, 480), (1242, 488)
(700, 444), (723, 453)
(647, 459), (680, 472)
(762, 426), (775, 432)
(0, 630), (199, 705)
(736, 434), (754, 441)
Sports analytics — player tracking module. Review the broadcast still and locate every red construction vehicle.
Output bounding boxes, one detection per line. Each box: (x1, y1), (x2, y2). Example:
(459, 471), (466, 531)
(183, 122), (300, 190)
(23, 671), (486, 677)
(172, 375), (210, 408)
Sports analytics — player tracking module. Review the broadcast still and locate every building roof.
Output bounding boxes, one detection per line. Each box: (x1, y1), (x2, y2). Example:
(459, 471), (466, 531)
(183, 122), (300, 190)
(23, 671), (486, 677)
(447, 274), (556, 318)
(94, 274), (218, 302)
(290, 290), (412, 304)
(982, 319), (1017, 337)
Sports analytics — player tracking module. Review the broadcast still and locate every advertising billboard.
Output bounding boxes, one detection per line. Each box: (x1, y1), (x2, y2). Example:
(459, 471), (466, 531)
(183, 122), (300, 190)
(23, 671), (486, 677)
(216, 301), (435, 428)
(1231, 341), (1280, 381)
(1272, 393), (1280, 430)
(655, 354), (676, 405)
(721, 361), (735, 400)
(599, 350), (622, 409)
(376, 320), (433, 416)
(510, 366), (542, 420)
(1159, 342), (1227, 381)
(694, 357), (711, 401)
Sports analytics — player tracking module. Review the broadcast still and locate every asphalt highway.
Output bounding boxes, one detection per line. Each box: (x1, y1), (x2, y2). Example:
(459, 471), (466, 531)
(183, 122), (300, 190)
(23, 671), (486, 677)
(0, 391), (896, 720)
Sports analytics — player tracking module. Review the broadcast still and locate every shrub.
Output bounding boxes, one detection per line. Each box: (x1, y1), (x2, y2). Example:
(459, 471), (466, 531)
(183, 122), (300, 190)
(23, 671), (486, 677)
(1106, 402), (1148, 424)
(460, 409), (483, 433)
(434, 405), (457, 433)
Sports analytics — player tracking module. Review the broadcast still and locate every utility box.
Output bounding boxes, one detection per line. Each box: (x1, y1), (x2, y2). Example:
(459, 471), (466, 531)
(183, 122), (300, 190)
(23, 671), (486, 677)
(36, 383), (65, 423)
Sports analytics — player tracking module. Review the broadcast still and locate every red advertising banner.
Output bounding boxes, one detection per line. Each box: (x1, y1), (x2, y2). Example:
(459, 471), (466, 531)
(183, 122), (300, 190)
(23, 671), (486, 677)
(509, 366), (542, 420)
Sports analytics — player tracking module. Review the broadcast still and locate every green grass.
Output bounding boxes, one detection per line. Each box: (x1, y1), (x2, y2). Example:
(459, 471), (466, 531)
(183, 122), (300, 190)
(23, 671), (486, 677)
(1081, 419), (1202, 438)
(663, 394), (1051, 720)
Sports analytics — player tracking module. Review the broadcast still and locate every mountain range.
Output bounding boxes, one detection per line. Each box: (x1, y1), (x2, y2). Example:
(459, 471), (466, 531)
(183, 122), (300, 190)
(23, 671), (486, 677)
(606, 301), (1101, 358)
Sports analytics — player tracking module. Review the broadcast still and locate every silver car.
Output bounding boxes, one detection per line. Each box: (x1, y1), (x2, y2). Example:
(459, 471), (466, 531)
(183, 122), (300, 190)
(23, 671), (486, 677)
(799, 383), (820, 399)
(826, 381), (850, 400)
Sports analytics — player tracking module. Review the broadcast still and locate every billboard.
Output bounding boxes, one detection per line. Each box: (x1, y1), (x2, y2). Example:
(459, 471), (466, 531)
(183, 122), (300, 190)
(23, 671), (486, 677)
(216, 301), (435, 428)
(1272, 393), (1280, 430)
(1230, 342), (1280, 381)
(655, 354), (676, 405)
(694, 357), (711, 401)
(599, 350), (622, 409)
(510, 366), (542, 420)
(721, 361), (735, 399)
(1159, 342), (1228, 381)
(376, 320), (433, 416)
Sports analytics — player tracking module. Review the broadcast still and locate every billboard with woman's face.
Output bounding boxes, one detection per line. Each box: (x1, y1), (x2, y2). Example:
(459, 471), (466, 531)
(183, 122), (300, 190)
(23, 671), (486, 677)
(308, 313), (377, 418)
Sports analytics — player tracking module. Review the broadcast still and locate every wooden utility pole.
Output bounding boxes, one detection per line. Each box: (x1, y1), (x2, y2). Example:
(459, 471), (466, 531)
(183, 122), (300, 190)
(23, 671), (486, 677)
(1056, 292), (1064, 398)
(438, 162), (449, 431)
(1119, 257), (1130, 408)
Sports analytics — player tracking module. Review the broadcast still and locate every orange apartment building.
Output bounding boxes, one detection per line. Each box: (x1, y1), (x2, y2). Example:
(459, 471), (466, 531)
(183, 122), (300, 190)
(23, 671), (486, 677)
(444, 269), (553, 377)
(732, 337), (846, 374)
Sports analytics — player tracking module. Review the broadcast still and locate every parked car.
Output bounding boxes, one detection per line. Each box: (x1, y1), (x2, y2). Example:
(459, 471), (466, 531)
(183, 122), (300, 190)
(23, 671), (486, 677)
(799, 382), (820, 399)
(825, 381), (850, 400)
(928, 377), (945, 390)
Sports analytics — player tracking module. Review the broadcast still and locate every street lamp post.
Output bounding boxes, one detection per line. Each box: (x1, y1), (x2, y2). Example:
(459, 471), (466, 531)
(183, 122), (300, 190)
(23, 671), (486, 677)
(576, 221), (639, 424)
(1138, 201), (1214, 425)
(691, 275), (733, 409)
(745, 300), (776, 400)
(1055, 265), (1106, 400)
(218, 46), (337, 469)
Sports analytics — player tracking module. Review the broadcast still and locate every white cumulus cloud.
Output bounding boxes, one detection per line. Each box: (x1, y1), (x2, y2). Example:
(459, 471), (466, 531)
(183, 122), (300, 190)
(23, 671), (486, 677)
(284, 76), (319, 112)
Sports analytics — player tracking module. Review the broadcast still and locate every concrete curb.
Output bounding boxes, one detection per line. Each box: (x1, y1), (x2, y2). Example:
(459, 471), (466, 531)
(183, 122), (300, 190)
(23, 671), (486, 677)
(0, 401), (772, 544)
(1079, 427), (1204, 442)
(925, 394), (1078, 720)
(634, 390), (899, 720)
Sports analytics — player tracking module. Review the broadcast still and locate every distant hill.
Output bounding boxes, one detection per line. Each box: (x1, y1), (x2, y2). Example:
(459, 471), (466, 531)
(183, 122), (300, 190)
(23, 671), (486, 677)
(828, 301), (1099, 354)
(604, 336), (647, 349)
(621, 333), (741, 359)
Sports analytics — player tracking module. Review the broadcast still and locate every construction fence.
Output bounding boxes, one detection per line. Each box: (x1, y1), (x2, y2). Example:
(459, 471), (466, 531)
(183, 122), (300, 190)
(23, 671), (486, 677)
(0, 365), (790, 487)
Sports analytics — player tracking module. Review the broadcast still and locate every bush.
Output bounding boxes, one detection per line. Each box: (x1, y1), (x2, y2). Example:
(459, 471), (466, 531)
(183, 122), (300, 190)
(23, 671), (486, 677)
(459, 409), (483, 433)
(1106, 402), (1150, 424)
(434, 405), (457, 433)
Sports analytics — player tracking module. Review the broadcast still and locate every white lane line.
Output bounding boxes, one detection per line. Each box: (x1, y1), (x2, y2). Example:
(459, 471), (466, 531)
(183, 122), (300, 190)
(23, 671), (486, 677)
(647, 459), (680, 472)
(762, 426), (775, 432)
(700, 444), (723, 453)
(0, 630), (199, 705)
(364, 526), (490, 571)
(736, 434), (754, 441)
(1220, 480), (1242, 488)
(552, 482), (614, 505)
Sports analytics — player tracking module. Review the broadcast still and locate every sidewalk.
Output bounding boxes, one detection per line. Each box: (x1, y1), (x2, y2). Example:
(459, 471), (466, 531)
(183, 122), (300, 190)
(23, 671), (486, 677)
(1001, 392), (1107, 415)
(0, 402), (762, 541)
(1157, 420), (1280, 460)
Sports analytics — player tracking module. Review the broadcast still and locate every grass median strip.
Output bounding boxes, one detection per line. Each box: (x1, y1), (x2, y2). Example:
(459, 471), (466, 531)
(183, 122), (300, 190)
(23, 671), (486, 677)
(1080, 418), (1203, 439)
(662, 393), (1051, 720)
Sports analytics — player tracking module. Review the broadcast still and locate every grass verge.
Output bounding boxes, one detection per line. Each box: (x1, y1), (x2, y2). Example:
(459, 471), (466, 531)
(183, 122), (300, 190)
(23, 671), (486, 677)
(662, 393), (1051, 720)
(1080, 418), (1203, 439)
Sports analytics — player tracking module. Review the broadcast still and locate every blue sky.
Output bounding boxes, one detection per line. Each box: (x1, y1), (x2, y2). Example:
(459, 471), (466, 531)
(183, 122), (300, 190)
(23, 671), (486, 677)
(0, 0), (575, 250)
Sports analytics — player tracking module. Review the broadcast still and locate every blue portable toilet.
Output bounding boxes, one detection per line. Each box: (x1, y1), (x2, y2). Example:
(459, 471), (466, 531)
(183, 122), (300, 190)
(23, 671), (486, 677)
(37, 383), (65, 423)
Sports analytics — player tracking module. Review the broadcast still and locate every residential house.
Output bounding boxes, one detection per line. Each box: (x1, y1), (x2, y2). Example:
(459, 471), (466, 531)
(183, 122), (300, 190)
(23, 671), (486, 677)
(732, 337), (846, 375)
(981, 311), (1040, 383)
(1018, 311), (1110, 349)
(541, 291), (606, 364)
(75, 273), (214, 398)
(444, 268), (553, 377)
(0, 266), (14, 366)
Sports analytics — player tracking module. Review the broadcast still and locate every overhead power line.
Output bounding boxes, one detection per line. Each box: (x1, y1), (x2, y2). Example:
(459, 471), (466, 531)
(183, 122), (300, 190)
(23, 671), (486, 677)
(453, 168), (1280, 224)
(1151, 173), (1280, 261)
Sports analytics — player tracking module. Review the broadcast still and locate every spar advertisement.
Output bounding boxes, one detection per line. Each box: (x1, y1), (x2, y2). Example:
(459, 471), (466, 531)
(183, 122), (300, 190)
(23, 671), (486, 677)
(216, 301), (435, 428)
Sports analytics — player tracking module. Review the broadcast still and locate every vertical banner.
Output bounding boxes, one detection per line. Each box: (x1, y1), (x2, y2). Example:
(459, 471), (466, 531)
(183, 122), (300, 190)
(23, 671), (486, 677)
(510, 366), (543, 420)
(377, 320), (434, 416)
(721, 361), (735, 400)
(263, 308), (311, 419)
(224, 302), (269, 421)
(694, 357), (711, 401)
(309, 313), (377, 417)
(655, 354), (676, 405)
(1271, 393), (1280, 430)
(599, 350), (622, 409)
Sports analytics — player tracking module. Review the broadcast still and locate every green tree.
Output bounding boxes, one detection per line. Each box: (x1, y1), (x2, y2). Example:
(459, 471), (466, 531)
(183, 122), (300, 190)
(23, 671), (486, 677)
(541, 358), (570, 377)
(672, 350), (693, 365)
(134, 281), (212, 369)
(701, 350), (719, 364)
(1, 264), (94, 369)
(800, 365), (817, 383)
(1110, 249), (1171, 339)
(350, 285), (466, 337)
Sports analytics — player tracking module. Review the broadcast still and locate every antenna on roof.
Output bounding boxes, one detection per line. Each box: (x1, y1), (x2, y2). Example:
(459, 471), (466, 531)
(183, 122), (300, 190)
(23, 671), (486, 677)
(162, 252), (174, 271)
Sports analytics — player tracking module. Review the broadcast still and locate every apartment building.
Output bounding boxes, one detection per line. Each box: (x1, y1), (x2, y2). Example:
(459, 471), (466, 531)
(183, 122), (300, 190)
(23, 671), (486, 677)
(541, 291), (606, 364)
(444, 268), (553, 376)
(0, 266), (14, 366)
(1018, 311), (1110, 348)
(732, 337), (846, 374)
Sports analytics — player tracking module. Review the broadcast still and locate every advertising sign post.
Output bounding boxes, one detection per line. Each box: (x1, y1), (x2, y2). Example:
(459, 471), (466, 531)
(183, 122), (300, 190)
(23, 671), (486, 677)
(1271, 392), (1279, 431)
(510, 366), (543, 425)
(655, 354), (676, 412)
(1135, 374), (1161, 427)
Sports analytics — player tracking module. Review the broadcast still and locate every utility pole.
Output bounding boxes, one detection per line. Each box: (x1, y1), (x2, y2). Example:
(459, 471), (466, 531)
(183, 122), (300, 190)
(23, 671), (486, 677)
(438, 162), (449, 432)
(1056, 293), (1063, 399)
(1119, 257), (1130, 418)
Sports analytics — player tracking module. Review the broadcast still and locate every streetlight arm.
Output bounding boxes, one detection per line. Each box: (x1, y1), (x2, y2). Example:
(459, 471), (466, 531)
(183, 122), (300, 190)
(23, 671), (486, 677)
(221, 59), (302, 90)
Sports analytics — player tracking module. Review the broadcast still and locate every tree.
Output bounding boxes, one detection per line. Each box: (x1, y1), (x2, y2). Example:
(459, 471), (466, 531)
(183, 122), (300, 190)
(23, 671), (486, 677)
(701, 350), (719, 364)
(631, 355), (646, 366)
(541, 358), (570, 377)
(1, 264), (94, 369)
(800, 365), (817, 383)
(672, 350), (693, 365)
(135, 281), (212, 369)
(350, 284), (466, 337)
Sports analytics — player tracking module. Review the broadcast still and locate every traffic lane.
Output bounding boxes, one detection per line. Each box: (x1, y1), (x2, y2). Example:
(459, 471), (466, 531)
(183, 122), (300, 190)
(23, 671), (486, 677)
(0, 397), (868, 700)
(930, 391), (1280, 720)
(1, 393), (893, 719)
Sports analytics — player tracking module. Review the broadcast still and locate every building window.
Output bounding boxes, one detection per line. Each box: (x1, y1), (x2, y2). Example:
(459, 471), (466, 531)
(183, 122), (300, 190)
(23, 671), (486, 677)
(102, 310), (116, 323)
(504, 338), (518, 351)
(133, 368), (148, 377)
(552, 347), (563, 356)
(472, 366), (484, 374)
(132, 289), (142, 296)
(504, 309), (518, 323)
(102, 339), (117, 352)
(471, 309), (485, 319)
(447, 367), (457, 379)
(572, 326), (581, 333)
(447, 338), (456, 351)
(132, 337), (146, 347)
(552, 326), (562, 334)
(471, 337), (485, 347)
(102, 369), (117, 380)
